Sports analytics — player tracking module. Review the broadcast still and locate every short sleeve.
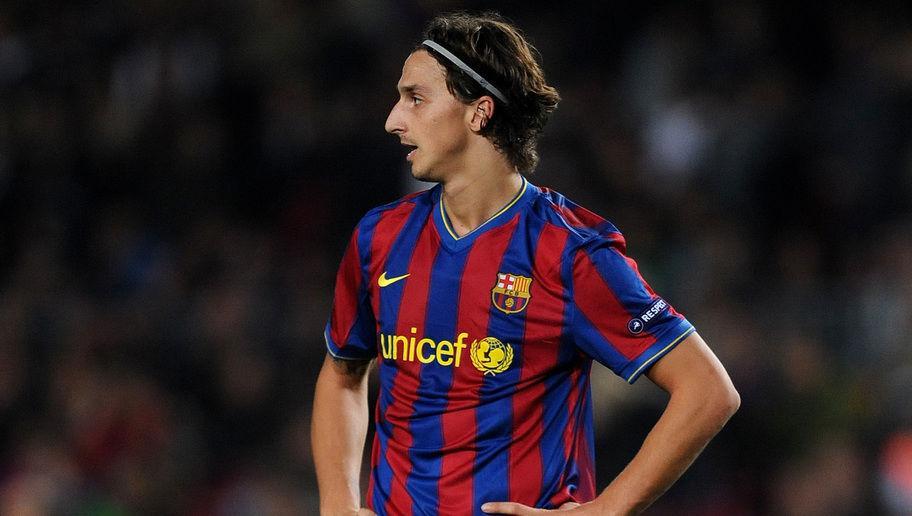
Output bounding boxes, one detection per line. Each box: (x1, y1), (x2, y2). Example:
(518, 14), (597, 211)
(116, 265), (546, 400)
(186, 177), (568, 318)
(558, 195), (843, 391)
(324, 226), (378, 360)
(569, 235), (694, 383)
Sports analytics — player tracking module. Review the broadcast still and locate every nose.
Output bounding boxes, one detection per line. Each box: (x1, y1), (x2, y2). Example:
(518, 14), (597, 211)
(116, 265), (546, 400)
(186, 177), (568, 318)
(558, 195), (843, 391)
(385, 100), (404, 135)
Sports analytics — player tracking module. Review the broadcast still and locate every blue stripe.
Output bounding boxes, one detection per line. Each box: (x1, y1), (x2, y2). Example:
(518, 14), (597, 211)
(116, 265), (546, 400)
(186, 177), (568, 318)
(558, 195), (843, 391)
(325, 211), (384, 359)
(356, 210), (380, 282)
(569, 303), (632, 375)
(372, 200), (433, 514)
(581, 243), (695, 382)
(351, 208), (392, 512)
(345, 210), (382, 356)
(582, 244), (654, 319)
(404, 245), (470, 515)
(563, 364), (593, 500)
(536, 344), (580, 508)
(535, 234), (583, 507)
(471, 212), (543, 514)
(577, 369), (596, 497)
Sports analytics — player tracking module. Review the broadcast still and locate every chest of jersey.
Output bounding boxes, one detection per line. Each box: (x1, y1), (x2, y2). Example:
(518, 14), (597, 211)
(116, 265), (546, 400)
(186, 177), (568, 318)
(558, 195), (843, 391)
(371, 216), (573, 393)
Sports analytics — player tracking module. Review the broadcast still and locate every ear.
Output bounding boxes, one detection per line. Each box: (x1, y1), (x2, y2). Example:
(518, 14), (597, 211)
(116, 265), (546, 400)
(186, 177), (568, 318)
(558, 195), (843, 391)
(467, 96), (495, 132)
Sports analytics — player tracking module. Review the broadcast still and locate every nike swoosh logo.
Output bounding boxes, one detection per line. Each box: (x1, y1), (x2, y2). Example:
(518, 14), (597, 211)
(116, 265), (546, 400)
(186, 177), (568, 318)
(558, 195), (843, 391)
(378, 272), (410, 287)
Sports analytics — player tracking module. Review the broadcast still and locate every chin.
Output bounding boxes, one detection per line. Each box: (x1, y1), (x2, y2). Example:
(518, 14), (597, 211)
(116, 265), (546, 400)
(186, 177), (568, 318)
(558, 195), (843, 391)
(410, 165), (440, 183)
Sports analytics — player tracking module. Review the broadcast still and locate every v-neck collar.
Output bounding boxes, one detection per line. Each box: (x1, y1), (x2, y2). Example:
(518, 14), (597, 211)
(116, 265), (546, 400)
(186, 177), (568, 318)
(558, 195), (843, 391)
(432, 176), (530, 252)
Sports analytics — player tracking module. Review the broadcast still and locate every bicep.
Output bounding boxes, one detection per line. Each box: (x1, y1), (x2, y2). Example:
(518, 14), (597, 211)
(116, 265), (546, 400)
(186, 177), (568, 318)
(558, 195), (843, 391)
(645, 332), (736, 397)
(319, 352), (374, 391)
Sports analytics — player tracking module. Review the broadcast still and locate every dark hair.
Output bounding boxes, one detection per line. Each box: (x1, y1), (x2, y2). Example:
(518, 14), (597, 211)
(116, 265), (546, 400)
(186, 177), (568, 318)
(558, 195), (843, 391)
(419, 11), (560, 173)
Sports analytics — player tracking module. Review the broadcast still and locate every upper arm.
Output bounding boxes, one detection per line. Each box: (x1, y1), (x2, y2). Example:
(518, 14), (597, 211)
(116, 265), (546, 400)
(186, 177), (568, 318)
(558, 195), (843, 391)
(646, 332), (740, 409)
(318, 352), (374, 391)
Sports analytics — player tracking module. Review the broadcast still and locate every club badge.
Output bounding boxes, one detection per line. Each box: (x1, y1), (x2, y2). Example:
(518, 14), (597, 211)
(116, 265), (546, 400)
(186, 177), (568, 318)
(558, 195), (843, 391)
(491, 272), (532, 314)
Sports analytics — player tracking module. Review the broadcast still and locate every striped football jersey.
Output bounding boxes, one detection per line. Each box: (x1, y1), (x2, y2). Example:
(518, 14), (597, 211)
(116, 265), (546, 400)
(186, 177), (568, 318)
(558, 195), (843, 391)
(325, 177), (694, 515)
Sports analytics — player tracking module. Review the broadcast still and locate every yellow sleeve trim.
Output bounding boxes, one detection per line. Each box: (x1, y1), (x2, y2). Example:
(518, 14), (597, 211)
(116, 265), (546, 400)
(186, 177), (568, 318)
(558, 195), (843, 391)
(626, 327), (695, 383)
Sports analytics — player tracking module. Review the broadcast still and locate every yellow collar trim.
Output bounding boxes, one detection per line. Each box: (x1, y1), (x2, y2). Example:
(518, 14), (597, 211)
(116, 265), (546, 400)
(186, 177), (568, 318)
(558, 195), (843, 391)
(440, 177), (528, 241)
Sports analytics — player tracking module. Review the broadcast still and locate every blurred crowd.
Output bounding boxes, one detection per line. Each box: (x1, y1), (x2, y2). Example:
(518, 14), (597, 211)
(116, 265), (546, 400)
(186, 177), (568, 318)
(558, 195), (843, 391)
(1, 1), (911, 514)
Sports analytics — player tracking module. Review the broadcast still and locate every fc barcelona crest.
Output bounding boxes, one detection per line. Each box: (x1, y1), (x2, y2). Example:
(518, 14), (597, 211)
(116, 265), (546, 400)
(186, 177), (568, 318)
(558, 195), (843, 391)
(491, 272), (533, 314)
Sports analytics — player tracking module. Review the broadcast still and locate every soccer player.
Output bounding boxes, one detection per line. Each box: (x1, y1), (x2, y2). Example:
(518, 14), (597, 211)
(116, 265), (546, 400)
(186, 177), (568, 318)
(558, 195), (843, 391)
(312, 12), (739, 516)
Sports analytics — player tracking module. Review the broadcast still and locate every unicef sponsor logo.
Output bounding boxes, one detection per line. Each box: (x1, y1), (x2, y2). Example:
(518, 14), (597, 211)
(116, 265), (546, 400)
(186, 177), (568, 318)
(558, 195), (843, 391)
(470, 337), (514, 376)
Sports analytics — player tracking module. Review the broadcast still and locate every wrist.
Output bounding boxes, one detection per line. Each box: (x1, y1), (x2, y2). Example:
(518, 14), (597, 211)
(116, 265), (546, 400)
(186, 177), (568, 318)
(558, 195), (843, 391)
(587, 504), (639, 516)
(319, 499), (360, 516)
(588, 486), (645, 516)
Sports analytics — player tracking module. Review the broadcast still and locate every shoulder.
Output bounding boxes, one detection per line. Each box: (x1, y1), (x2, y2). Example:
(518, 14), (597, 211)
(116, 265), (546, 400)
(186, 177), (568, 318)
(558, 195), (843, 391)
(527, 184), (627, 252)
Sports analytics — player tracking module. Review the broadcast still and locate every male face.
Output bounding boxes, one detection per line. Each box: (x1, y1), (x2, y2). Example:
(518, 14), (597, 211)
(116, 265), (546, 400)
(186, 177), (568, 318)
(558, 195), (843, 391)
(385, 50), (473, 182)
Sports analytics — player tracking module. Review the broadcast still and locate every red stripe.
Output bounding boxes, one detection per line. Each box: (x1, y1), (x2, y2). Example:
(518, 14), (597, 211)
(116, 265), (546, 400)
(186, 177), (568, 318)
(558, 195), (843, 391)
(507, 224), (569, 504)
(329, 227), (362, 348)
(550, 202), (627, 250)
(568, 204), (607, 230)
(382, 220), (438, 516)
(366, 432), (380, 509)
(572, 250), (657, 360)
(436, 217), (518, 514)
(551, 203), (605, 230)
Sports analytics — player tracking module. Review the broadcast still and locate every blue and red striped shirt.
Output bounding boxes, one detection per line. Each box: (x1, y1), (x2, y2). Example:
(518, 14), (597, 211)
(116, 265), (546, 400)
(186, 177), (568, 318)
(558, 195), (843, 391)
(325, 178), (694, 515)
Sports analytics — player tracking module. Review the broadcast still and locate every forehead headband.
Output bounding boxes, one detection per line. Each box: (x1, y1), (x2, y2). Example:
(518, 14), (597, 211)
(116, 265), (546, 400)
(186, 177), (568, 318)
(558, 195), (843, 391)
(421, 39), (509, 105)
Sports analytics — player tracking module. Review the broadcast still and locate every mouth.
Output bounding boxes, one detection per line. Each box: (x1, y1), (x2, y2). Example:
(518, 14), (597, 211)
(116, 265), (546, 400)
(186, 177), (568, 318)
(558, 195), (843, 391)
(401, 142), (418, 162)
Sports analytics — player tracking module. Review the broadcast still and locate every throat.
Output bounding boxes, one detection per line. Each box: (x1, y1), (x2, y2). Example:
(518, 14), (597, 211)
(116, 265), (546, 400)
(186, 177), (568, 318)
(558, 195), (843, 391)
(440, 175), (526, 239)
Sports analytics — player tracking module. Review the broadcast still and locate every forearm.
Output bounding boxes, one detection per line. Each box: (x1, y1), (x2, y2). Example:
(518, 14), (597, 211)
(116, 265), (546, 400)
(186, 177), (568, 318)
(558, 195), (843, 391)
(592, 334), (740, 515)
(595, 384), (738, 514)
(312, 354), (372, 515)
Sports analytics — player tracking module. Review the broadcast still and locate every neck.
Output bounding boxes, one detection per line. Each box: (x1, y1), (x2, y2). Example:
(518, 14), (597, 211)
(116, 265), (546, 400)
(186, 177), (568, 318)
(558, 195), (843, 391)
(441, 158), (523, 238)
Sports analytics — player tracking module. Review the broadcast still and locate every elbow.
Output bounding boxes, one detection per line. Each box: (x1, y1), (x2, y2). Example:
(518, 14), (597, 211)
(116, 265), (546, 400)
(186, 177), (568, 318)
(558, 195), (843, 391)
(714, 381), (740, 424)
(724, 383), (741, 418)
(690, 375), (739, 428)
(673, 375), (740, 431)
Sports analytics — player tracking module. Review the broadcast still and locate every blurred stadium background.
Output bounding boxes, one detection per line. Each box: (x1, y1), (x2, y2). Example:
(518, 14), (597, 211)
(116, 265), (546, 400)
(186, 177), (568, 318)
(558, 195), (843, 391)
(1, 1), (911, 514)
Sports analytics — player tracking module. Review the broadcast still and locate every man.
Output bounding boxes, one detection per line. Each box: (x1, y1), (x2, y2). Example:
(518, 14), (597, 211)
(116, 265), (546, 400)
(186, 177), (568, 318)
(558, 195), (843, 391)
(312, 12), (739, 516)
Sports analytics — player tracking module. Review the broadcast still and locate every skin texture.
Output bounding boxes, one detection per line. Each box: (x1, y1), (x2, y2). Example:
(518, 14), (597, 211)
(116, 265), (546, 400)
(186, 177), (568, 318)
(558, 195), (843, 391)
(384, 50), (522, 237)
(312, 354), (373, 515)
(384, 50), (472, 183)
(313, 48), (740, 515)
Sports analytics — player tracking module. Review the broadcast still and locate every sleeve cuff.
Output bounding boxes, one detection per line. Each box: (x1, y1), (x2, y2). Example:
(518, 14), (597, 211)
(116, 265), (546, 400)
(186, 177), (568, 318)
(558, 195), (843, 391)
(622, 320), (695, 384)
(324, 323), (376, 361)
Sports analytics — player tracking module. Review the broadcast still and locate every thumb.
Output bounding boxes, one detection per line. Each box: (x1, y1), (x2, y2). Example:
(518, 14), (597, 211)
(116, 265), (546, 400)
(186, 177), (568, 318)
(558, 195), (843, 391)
(481, 501), (544, 514)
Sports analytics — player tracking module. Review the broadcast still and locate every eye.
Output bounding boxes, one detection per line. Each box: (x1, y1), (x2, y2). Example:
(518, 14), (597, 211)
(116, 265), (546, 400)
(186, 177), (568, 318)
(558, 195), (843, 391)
(410, 94), (423, 106)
